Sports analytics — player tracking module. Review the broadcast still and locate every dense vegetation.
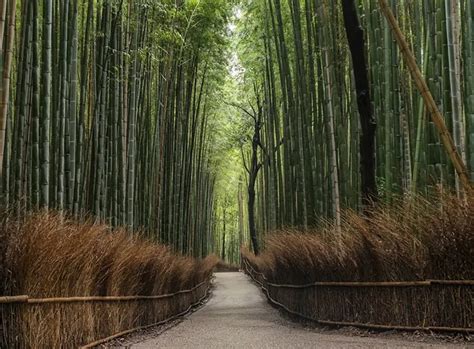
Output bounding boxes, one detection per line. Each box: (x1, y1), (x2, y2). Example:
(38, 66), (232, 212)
(0, 0), (233, 257)
(1, 1), (473, 261)
(0, 0), (473, 346)
(0, 2), (233, 344)
(0, 211), (216, 348)
(229, 0), (473, 256)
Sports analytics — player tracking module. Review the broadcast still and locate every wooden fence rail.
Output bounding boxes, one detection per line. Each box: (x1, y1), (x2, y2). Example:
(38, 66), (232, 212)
(242, 257), (474, 333)
(0, 280), (208, 305)
(79, 284), (211, 349)
(0, 279), (212, 348)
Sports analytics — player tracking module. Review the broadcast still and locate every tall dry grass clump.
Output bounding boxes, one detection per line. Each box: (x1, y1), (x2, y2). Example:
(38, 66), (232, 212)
(243, 191), (474, 284)
(0, 212), (217, 348)
(241, 192), (474, 330)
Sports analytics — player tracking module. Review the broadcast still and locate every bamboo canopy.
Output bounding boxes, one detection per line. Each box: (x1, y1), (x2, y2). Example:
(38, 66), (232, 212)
(378, 0), (473, 192)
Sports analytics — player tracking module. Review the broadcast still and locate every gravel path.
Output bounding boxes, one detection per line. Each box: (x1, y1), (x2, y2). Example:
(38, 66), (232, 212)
(124, 272), (470, 349)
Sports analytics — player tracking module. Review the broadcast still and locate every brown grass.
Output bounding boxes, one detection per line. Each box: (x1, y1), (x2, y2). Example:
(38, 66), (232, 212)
(243, 191), (474, 284)
(241, 191), (474, 330)
(0, 211), (217, 348)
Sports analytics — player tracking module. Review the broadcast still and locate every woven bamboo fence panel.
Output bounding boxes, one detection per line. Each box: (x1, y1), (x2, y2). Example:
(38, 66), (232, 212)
(242, 257), (473, 333)
(0, 279), (211, 348)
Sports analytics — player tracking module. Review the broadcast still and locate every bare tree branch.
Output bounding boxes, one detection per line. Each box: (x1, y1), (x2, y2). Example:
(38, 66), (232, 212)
(225, 101), (256, 121)
(240, 144), (250, 174)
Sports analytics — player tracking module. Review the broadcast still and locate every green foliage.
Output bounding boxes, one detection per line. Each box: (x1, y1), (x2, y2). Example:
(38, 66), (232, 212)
(0, 0), (234, 259)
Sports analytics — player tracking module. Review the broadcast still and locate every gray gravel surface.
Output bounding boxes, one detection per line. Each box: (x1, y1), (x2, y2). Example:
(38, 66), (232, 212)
(119, 272), (472, 349)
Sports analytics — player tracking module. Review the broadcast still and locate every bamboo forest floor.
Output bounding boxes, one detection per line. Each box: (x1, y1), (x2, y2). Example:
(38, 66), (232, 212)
(111, 273), (468, 348)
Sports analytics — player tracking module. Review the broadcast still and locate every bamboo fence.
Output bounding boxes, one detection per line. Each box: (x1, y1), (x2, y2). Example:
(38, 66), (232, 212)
(242, 257), (474, 333)
(0, 279), (211, 348)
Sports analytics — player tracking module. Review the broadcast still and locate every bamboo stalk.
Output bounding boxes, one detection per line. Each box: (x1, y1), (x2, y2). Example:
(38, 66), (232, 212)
(0, 0), (16, 178)
(0, 0), (7, 57)
(318, 320), (474, 334)
(0, 295), (28, 303)
(430, 280), (474, 286)
(378, 0), (472, 191)
(266, 280), (432, 288)
(265, 279), (474, 288)
(243, 257), (474, 287)
(465, 0), (474, 181)
(0, 280), (208, 304)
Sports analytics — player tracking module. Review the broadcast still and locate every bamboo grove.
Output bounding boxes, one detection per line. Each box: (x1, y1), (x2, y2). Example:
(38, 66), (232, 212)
(234, 0), (474, 247)
(0, 0), (233, 257)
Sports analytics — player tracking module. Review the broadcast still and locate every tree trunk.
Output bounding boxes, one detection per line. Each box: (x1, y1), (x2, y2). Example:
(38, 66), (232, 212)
(248, 170), (259, 255)
(248, 120), (261, 255)
(341, 0), (378, 205)
(221, 205), (226, 261)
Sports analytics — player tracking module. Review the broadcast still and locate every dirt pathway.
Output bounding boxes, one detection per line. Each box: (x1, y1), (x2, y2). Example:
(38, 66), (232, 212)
(121, 272), (470, 349)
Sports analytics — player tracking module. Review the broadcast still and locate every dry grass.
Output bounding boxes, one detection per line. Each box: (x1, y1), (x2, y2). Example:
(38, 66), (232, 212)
(243, 191), (474, 284)
(0, 211), (217, 349)
(241, 191), (474, 330)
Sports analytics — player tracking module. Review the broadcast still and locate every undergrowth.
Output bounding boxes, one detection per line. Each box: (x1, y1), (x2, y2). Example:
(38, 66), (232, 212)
(0, 211), (217, 348)
(243, 191), (474, 284)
